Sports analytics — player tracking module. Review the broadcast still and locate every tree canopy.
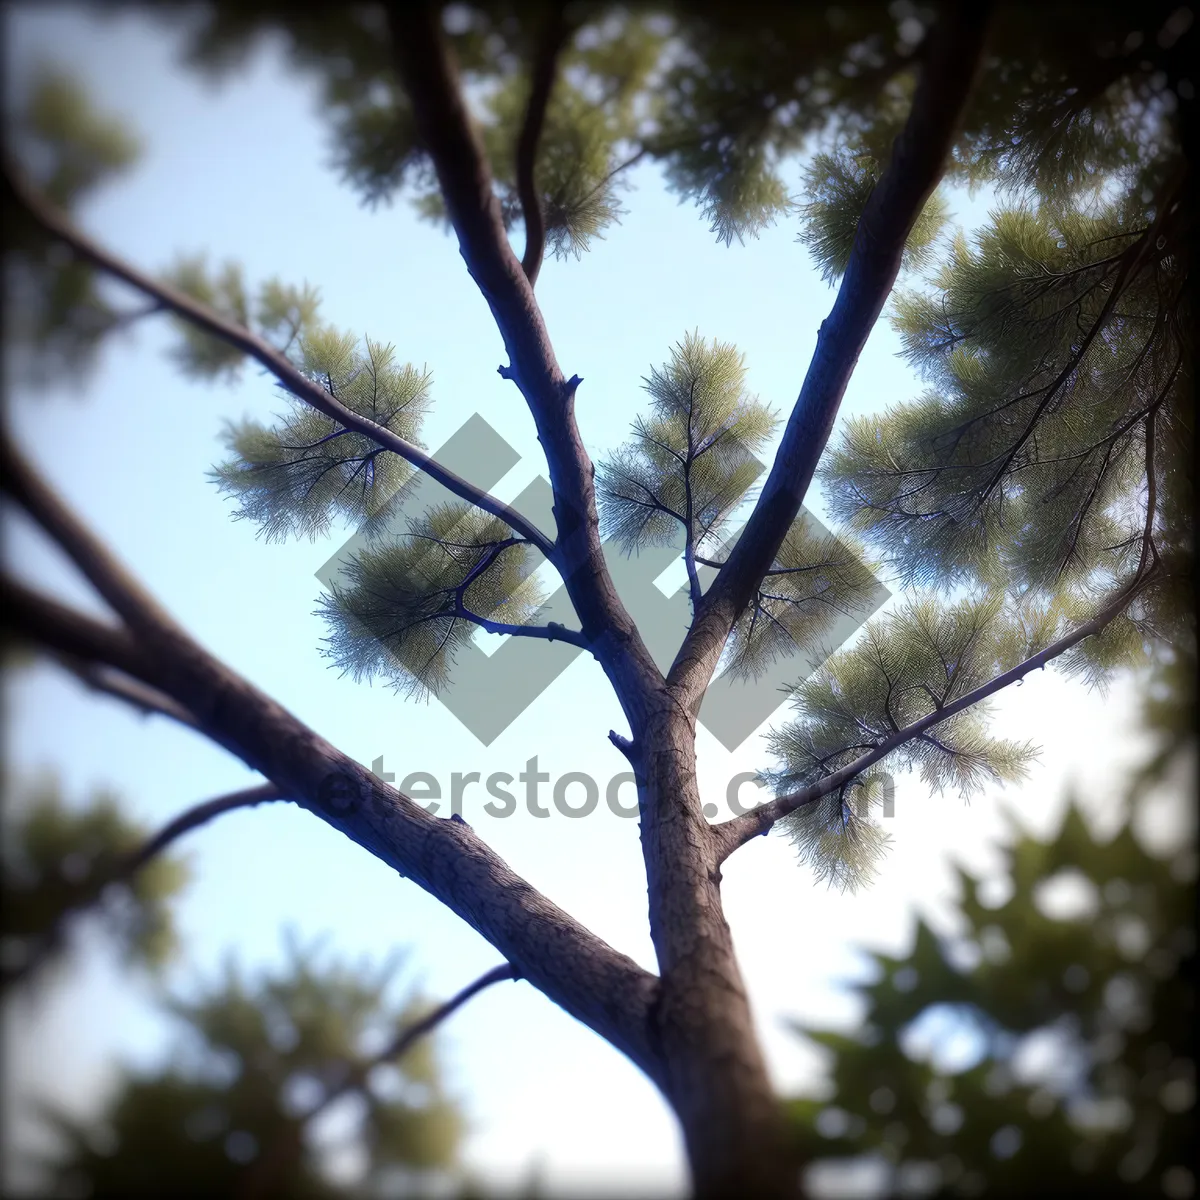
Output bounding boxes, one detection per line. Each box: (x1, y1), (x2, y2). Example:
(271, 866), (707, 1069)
(2, 2), (1194, 1194)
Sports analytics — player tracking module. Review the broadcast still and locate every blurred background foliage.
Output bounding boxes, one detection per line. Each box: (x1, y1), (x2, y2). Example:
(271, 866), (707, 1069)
(1, 776), (467, 1198)
(2, 64), (146, 386)
(787, 654), (1195, 1199)
(1, 775), (188, 989)
(29, 936), (464, 1199)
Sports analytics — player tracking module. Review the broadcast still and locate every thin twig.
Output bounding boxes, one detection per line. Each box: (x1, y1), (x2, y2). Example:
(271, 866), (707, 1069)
(53, 654), (201, 728)
(236, 963), (517, 1200)
(3, 784), (287, 990)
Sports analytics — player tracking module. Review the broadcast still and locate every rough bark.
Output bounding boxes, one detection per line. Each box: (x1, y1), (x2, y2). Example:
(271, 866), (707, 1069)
(386, 1), (665, 725)
(1, 434), (665, 1085)
(635, 704), (794, 1197)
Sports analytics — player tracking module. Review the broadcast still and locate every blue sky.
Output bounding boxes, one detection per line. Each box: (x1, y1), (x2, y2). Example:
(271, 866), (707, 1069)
(2, 8), (1187, 1197)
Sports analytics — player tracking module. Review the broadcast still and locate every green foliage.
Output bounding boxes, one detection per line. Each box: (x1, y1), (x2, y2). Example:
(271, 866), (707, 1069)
(651, 4), (915, 246)
(798, 150), (949, 283)
(11, 5), (1186, 902)
(766, 596), (1042, 891)
(4, 66), (142, 383)
(475, 66), (633, 259)
(320, 504), (545, 697)
(15, 63), (141, 207)
(160, 257), (325, 382)
(60, 2), (1196, 267)
(162, 254), (251, 379)
(597, 332), (776, 553)
(32, 934), (463, 1198)
(405, 10), (672, 255)
(1, 776), (188, 983)
(821, 193), (1187, 607)
(212, 330), (432, 541)
(172, 5), (428, 208)
(787, 772), (1195, 1197)
(722, 514), (884, 683)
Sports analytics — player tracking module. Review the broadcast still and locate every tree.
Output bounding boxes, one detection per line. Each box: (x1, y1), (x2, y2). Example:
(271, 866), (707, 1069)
(2, 3), (1193, 1195)
(1, 772), (476, 1196)
(786, 668), (1195, 1198)
(29, 934), (467, 1199)
(1, 774), (189, 988)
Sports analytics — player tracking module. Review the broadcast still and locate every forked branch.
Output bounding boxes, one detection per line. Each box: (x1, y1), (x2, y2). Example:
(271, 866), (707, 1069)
(2, 436), (664, 1079)
(2, 575), (159, 685)
(516, 3), (571, 286)
(385, 3), (661, 700)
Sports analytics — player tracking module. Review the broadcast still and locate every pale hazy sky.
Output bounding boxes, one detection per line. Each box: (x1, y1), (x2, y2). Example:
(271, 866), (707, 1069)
(2, 8), (1186, 1198)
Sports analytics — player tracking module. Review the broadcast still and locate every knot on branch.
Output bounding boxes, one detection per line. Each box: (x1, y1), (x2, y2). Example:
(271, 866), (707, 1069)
(564, 373), (583, 398)
(608, 729), (637, 761)
(497, 363), (517, 382)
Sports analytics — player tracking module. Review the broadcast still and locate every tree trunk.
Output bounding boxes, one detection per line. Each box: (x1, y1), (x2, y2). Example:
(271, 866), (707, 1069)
(636, 706), (795, 1198)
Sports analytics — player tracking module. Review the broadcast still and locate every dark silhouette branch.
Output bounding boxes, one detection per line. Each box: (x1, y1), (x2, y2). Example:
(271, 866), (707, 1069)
(0, 159), (557, 562)
(667, 6), (994, 711)
(126, 783), (288, 875)
(516, 4), (571, 286)
(456, 604), (589, 648)
(53, 654), (201, 729)
(3, 783), (287, 991)
(2, 575), (158, 685)
(2, 430), (192, 641)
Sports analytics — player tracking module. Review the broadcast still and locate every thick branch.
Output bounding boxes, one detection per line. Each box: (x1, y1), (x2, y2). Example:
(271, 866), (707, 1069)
(4, 447), (665, 1081)
(2, 575), (159, 684)
(3, 784), (286, 990)
(668, 6), (993, 710)
(0, 160), (556, 561)
(516, 4), (571, 286)
(386, 2), (662, 720)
